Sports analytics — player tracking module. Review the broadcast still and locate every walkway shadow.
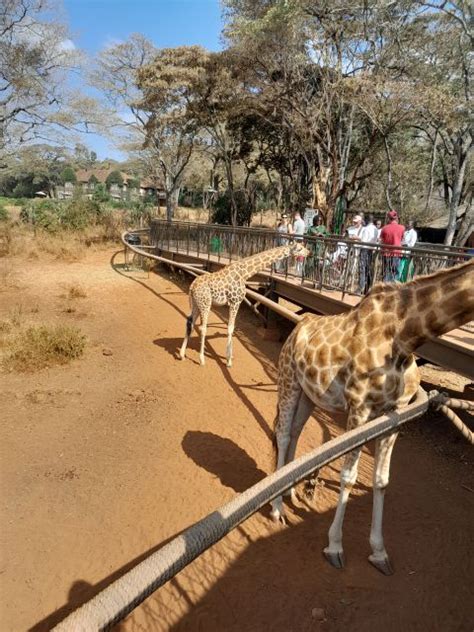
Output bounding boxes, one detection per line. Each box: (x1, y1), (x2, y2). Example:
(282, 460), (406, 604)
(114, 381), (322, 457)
(29, 529), (192, 632)
(182, 431), (267, 493)
(110, 250), (188, 319)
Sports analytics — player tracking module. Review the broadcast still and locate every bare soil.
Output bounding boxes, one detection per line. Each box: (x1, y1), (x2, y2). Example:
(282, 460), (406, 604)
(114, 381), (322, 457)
(1, 247), (473, 632)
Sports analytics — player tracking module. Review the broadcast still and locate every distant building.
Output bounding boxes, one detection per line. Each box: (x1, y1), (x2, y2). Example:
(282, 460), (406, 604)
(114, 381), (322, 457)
(56, 169), (166, 202)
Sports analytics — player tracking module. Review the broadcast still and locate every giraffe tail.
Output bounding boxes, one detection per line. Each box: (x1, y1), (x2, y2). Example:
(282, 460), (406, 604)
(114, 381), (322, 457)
(271, 407), (279, 468)
(186, 315), (193, 337)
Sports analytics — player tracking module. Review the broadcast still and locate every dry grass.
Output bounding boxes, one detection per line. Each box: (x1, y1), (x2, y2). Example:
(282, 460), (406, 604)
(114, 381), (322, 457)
(1, 222), (123, 263)
(67, 284), (87, 299)
(0, 260), (20, 292)
(3, 324), (86, 372)
(9, 304), (24, 327)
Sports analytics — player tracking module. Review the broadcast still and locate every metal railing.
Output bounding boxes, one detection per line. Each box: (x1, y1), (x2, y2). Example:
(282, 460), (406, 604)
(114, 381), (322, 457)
(150, 219), (473, 298)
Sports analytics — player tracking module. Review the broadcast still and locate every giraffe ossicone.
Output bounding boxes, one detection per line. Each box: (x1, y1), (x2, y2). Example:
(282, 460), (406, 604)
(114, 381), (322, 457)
(271, 259), (474, 574)
(179, 242), (310, 367)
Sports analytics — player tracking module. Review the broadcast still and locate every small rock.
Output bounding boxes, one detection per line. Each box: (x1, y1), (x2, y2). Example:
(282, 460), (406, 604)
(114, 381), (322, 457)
(102, 348), (113, 356)
(311, 608), (326, 621)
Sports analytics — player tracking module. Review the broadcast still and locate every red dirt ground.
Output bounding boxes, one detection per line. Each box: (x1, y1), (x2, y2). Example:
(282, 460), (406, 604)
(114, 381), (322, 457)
(1, 247), (473, 632)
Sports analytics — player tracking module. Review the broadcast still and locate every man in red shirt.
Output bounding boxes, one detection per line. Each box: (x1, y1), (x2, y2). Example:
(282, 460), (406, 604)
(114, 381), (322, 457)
(380, 210), (405, 281)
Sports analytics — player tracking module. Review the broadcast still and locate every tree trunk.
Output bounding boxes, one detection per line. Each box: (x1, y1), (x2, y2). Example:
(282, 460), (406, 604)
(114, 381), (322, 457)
(383, 137), (394, 212)
(444, 138), (470, 245)
(165, 187), (180, 222)
(454, 195), (473, 246)
(223, 157), (238, 226)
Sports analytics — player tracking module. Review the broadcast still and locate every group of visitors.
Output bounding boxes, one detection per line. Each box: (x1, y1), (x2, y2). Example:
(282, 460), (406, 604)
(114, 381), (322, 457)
(276, 208), (419, 292)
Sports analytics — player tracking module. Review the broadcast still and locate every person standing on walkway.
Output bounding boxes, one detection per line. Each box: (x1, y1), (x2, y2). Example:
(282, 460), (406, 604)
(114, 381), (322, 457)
(359, 214), (378, 293)
(399, 219), (418, 282)
(292, 211), (306, 274)
(276, 213), (293, 272)
(380, 210), (405, 281)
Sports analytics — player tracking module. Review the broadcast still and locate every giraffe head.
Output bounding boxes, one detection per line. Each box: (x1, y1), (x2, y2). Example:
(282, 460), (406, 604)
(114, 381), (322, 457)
(288, 242), (310, 258)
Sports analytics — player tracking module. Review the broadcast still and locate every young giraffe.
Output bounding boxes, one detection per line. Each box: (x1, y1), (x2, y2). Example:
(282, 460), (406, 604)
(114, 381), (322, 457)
(179, 242), (309, 367)
(271, 259), (474, 574)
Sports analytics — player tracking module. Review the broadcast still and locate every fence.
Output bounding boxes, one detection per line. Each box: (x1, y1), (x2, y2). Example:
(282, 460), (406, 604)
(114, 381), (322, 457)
(150, 219), (473, 298)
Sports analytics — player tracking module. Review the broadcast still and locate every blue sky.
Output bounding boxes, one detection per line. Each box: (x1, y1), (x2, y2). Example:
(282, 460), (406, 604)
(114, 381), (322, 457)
(63, 0), (223, 159)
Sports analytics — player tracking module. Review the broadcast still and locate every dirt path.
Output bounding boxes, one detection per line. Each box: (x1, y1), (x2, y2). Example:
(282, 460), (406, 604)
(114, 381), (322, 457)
(1, 247), (473, 632)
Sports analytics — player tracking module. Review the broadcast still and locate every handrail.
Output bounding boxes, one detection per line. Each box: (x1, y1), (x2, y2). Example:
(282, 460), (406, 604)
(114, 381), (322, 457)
(54, 388), (436, 631)
(150, 219), (473, 258)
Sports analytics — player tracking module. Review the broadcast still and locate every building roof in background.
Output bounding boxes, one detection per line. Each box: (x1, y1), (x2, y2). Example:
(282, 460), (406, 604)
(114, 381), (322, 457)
(75, 168), (134, 184)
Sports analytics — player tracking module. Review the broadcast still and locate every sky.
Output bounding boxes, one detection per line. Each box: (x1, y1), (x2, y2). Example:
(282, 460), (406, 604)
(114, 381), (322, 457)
(63, 0), (224, 160)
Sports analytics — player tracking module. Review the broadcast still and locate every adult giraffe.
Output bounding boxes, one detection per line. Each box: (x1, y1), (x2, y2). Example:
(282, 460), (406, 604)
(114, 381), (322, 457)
(270, 259), (474, 574)
(179, 242), (309, 367)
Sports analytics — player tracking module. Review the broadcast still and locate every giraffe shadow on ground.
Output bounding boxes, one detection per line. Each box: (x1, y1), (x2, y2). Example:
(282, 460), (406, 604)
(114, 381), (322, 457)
(182, 431), (267, 493)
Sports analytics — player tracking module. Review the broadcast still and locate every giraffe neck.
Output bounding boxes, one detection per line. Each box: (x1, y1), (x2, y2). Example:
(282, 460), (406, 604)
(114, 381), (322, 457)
(228, 246), (293, 280)
(392, 260), (474, 353)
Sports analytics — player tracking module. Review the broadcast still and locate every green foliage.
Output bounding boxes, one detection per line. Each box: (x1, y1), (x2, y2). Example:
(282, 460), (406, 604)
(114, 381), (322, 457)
(127, 177), (140, 189)
(19, 198), (102, 232)
(0, 205), (10, 222)
(88, 174), (99, 185)
(20, 200), (62, 232)
(129, 200), (155, 224)
(105, 170), (124, 188)
(92, 183), (110, 203)
(61, 166), (77, 184)
(61, 199), (101, 230)
(211, 190), (253, 226)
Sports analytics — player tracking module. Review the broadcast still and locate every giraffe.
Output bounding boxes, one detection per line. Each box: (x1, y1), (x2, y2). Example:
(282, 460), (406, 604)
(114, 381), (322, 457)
(270, 258), (474, 574)
(179, 242), (309, 367)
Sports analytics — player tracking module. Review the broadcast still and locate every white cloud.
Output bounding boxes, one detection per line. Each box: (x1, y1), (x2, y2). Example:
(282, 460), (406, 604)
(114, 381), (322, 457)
(58, 38), (76, 51)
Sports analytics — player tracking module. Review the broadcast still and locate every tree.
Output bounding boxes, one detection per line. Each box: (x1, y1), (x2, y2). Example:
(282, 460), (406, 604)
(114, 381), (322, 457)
(105, 170), (123, 188)
(0, 0), (98, 162)
(91, 35), (198, 220)
(60, 165), (76, 183)
(0, 143), (70, 197)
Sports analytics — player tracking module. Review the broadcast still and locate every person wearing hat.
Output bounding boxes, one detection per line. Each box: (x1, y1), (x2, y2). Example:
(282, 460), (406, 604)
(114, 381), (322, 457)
(380, 210), (405, 281)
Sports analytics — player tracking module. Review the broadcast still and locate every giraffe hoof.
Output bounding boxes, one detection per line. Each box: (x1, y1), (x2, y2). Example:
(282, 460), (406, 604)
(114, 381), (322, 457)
(323, 549), (345, 569)
(199, 357), (205, 366)
(304, 478), (318, 499)
(368, 555), (394, 576)
(270, 508), (287, 525)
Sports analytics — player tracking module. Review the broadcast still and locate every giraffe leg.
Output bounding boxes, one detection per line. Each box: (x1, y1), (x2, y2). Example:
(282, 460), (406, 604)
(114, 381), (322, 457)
(270, 390), (312, 521)
(226, 303), (240, 368)
(368, 432), (398, 575)
(179, 300), (198, 360)
(199, 309), (209, 366)
(323, 410), (367, 569)
(283, 392), (314, 505)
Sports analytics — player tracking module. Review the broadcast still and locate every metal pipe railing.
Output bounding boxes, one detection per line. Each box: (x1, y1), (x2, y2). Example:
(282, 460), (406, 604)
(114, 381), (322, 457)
(150, 219), (473, 298)
(54, 388), (436, 631)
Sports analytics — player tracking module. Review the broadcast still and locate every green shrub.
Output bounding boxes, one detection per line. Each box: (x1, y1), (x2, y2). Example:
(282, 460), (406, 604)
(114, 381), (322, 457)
(61, 198), (101, 230)
(20, 200), (62, 232)
(92, 183), (110, 203)
(105, 170), (124, 188)
(3, 324), (86, 372)
(61, 166), (77, 184)
(0, 205), (9, 222)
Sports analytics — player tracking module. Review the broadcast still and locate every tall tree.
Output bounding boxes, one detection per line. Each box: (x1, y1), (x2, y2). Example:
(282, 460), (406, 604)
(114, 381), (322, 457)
(0, 0), (97, 162)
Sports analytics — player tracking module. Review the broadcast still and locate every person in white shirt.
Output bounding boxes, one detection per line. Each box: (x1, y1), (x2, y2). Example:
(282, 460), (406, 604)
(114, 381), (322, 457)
(402, 220), (418, 248)
(358, 214), (378, 293)
(375, 219), (382, 242)
(399, 219), (418, 282)
(292, 211), (306, 239)
(292, 211), (306, 274)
